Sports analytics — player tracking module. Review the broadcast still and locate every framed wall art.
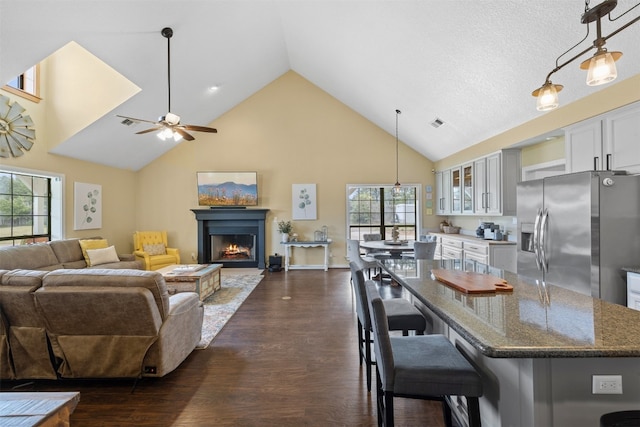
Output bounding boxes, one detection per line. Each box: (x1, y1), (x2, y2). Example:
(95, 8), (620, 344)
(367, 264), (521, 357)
(292, 183), (317, 220)
(74, 182), (102, 230)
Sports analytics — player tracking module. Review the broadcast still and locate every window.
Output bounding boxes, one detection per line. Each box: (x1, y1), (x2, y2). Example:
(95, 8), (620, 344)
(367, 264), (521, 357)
(0, 170), (60, 247)
(347, 185), (419, 241)
(2, 65), (41, 103)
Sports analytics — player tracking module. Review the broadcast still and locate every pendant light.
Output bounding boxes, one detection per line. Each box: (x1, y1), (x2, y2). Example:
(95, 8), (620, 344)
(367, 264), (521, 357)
(531, 0), (639, 111)
(394, 109), (402, 192)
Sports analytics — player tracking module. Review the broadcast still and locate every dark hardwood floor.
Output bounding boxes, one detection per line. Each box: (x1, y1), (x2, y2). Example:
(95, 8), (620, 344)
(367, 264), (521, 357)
(1, 269), (445, 426)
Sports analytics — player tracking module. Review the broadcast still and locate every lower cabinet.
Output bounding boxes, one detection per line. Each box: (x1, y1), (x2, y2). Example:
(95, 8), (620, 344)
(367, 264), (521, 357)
(435, 234), (516, 272)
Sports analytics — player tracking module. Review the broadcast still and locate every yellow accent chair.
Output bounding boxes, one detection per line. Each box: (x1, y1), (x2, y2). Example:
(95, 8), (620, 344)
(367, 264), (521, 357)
(133, 231), (180, 271)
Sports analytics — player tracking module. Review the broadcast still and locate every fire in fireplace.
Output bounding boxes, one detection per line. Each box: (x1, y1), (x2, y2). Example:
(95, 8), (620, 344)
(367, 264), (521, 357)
(211, 234), (256, 263)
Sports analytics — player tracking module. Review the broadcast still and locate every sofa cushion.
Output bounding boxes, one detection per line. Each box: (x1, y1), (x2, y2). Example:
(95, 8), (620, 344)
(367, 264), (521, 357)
(78, 239), (109, 266)
(143, 243), (166, 256)
(0, 269), (48, 289)
(48, 238), (85, 265)
(42, 269), (170, 319)
(0, 244), (62, 270)
(86, 246), (120, 266)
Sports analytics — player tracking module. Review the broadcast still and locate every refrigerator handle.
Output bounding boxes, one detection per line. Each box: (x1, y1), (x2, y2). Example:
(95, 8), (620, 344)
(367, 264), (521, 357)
(593, 156), (599, 171)
(533, 208), (542, 271)
(606, 154), (612, 171)
(540, 208), (549, 273)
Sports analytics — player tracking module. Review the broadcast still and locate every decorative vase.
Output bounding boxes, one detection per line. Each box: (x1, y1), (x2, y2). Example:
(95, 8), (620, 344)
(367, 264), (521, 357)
(281, 233), (289, 243)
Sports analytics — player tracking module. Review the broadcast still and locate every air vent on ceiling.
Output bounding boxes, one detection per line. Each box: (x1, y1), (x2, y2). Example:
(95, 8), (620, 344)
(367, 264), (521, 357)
(120, 118), (136, 126)
(430, 118), (444, 128)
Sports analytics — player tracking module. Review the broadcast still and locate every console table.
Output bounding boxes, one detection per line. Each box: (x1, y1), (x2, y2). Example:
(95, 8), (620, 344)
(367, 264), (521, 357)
(281, 240), (332, 271)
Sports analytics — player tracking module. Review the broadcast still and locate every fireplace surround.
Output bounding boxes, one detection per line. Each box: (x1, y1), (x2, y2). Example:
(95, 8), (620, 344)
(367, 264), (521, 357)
(191, 208), (269, 269)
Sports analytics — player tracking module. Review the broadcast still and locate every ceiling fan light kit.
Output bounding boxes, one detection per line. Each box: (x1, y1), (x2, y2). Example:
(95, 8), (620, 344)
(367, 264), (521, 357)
(117, 27), (217, 141)
(532, 0), (640, 111)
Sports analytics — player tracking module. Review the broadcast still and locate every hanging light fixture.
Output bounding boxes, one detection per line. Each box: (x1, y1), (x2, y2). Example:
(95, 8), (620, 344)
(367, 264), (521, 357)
(532, 0), (640, 111)
(393, 109), (402, 192)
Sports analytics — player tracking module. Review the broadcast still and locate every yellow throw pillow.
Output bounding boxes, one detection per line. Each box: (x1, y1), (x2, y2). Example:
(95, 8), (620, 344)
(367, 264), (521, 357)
(86, 246), (120, 266)
(79, 239), (109, 266)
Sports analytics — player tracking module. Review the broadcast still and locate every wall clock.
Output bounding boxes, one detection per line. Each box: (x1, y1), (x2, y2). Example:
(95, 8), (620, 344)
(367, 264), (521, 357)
(0, 94), (36, 158)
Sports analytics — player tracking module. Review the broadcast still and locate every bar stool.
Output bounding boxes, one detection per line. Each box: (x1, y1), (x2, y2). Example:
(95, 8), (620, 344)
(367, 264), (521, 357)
(365, 281), (483, 427)
(349, 262), (427, 392)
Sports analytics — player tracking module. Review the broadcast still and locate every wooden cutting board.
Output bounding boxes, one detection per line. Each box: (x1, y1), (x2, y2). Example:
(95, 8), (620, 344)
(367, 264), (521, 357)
(431, 269), (513, 294)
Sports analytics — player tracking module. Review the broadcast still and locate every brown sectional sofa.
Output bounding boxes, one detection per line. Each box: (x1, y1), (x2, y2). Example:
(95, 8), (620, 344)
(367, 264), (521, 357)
(0, 237), (142, 271)
(0, 239), (204, 380)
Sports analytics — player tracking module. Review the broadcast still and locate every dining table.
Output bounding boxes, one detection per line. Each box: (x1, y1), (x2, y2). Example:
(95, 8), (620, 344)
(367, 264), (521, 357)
(359, 239), (414, 258)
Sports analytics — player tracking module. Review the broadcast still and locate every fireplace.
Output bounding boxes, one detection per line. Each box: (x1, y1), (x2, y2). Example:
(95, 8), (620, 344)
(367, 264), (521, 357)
(191, 208), (269, 269)
(211, 234), (256, 263)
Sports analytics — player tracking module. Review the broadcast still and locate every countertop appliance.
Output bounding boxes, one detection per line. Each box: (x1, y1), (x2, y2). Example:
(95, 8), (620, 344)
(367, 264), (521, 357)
(516, 171), (640, 305)
(476, 222), (503, 240)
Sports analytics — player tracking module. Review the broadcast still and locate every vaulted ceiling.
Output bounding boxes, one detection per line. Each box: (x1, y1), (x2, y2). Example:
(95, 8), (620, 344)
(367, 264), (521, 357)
(2, 0), (639, 171)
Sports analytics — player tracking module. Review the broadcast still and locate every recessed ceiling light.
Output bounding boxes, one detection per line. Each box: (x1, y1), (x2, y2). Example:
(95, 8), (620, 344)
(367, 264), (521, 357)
(208, 85), (220, 93)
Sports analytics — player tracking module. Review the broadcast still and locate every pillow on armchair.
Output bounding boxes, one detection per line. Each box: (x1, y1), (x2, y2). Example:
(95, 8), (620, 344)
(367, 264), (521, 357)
(143, 244), (166, 256)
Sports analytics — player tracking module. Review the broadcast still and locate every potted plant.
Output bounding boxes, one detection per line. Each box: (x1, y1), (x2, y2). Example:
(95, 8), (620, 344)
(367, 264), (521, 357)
(278, 220), (293, 242)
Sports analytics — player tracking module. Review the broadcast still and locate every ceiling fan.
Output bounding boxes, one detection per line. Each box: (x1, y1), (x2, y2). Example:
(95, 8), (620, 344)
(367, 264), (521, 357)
(117, 27), (217, 142)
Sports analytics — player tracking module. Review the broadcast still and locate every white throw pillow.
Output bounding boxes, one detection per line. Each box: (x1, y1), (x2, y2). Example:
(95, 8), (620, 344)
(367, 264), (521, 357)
(86, 245), (120, 266)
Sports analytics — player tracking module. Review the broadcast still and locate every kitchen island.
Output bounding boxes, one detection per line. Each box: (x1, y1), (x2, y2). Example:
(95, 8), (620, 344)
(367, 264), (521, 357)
(379, 258), (640, 426)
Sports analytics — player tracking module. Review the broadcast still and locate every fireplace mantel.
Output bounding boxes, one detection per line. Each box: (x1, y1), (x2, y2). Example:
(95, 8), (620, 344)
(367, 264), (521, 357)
(191, 208), (269, 269)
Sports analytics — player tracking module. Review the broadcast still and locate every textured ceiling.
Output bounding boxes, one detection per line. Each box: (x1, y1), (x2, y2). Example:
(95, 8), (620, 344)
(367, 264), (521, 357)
(1, 0), (639, 170)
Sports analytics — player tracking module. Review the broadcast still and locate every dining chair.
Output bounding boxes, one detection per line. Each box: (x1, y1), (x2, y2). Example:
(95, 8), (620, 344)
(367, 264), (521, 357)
(347, 239), (379, 278)
(402, 240), (437, 260)
(365, 280), (483, 427)
(362, 233), (392, 259)
(349, 262), (427, 392)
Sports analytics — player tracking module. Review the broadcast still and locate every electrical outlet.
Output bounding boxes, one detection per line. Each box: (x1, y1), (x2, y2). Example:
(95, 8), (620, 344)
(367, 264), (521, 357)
(592, 375), (623, 394)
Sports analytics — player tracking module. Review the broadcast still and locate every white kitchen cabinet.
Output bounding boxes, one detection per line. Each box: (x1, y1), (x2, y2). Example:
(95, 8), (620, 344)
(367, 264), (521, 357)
(472, 149), (520, 216)
(565, 102), (640, 174)
(435, 169), (451, 215)
(434, 233), (517, 271)
(605, 103), (640, 173)
(627, 272), (640, 311)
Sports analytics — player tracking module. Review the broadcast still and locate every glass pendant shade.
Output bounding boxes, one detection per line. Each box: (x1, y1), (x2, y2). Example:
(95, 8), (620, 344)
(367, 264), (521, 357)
(584, 50), (620, 86)
(535, 84), (560, 111)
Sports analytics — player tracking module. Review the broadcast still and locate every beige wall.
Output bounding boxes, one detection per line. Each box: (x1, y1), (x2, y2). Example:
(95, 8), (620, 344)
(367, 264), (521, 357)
(0, 61), (137, 253)
(521, 136), (565, 168)
(136, 71), (435, 266)
(2, 68), (435, 267)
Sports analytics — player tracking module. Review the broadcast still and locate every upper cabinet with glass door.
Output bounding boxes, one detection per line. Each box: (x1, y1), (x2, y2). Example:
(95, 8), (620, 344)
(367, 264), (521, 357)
(449, 164), (474, 215)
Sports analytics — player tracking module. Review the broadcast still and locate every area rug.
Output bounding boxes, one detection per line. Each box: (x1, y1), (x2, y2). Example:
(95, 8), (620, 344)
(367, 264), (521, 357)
(196, 274), (264, 349)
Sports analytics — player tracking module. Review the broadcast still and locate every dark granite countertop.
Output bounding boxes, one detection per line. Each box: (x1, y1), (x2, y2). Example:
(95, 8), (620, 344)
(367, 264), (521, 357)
(379, 258), (640, 358)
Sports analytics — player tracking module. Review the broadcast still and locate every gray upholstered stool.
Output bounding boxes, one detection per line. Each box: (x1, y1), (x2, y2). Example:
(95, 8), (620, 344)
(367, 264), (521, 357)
(349, 262), (427, 392)
(366, 281), (483, 427)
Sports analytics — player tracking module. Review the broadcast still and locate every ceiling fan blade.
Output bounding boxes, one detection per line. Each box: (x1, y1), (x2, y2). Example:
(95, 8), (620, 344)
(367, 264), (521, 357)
(116, 115), (159, 125)
(174, 127), (195, 141)
(136, 126), (164, 135)
(181, 124), (218, 133)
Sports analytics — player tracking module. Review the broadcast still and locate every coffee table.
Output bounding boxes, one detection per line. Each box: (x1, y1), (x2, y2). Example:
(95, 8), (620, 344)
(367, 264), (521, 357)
(157, 264), (222, 301)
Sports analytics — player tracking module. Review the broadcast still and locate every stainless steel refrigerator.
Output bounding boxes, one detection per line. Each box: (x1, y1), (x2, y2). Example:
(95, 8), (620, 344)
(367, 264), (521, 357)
(517, 171), (640, 305)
